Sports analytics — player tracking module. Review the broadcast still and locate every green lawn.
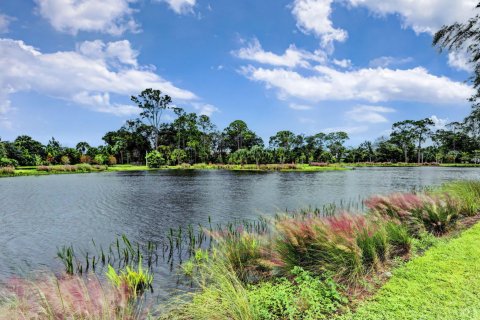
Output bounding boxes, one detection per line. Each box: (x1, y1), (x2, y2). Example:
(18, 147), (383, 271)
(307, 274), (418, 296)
(344, 223), (480, 320)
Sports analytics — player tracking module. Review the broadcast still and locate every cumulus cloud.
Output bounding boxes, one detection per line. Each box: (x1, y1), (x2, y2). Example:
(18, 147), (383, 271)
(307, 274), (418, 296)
(0, 38), (197, 120)
(289, 103), (313, 110)
(192, 103), (219, 116)
(157, 0), (196, 14)
(35, 0), (139, 35)
(448, 50), (474, 72)
(324, 125), (369, 134)
(369, 56), (413, 68)
(0, 14), (13, 34)
(232, 38), (326, 68)
(241, 65), (473, 104)
(430, 115), (449, 130)
(333, 59), (351, 68)
(292, 0), (348, 48)
(346, 105), (395, 123)
(346, 0), (477, 34)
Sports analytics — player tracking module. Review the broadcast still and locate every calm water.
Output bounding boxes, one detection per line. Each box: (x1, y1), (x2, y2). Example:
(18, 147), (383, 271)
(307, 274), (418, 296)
(1, 167), (479, 297)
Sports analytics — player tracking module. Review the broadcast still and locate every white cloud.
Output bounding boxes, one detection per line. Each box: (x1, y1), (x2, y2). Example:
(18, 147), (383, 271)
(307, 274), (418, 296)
(346, 105), (395, 123)
(289, 103), (313, 110)
(292, 0), (347, 48)
(324, 125), (369, 134)
(0, 38), (197, 119)
(430, 115), (449, 130)
(192, 103), (219, 116)
(448, 50), (473, 72)
(333, 59), (351, 68)
(0, 14), (13, 34)
(241, 65), (473, 104)
(233, 38), (326, 68)
(369, 56), (413, 68)
(35, 0), (139, 35)
(77, 40), (139, 67)
(347, 0), (477, 34)
(157, 0), (196, 14)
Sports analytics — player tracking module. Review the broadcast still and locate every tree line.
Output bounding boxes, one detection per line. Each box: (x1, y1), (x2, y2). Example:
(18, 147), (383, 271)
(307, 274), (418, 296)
(1, 88), (480, 168)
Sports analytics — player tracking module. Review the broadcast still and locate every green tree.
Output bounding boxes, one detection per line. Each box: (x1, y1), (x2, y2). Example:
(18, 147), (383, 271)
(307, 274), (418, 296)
(249, 145), (264, 166)
(171, 148), (187, 165)
(391, 120), (416, 163)
(325, 132), (349, 162)
(146, 150), (165, 168)
(131, 88), (175, 149)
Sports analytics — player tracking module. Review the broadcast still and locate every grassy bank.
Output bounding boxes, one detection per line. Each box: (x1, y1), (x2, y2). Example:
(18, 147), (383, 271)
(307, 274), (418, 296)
(342, 162), (480, 168)
(344, 221), (480, 319)
(0, 163), (347, 177)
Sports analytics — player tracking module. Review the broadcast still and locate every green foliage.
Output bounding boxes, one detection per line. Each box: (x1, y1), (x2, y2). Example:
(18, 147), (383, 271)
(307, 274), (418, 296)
(0, 157), (18, 168)
(146, 150), (165, 168)
(93, 154), (106, 165)
(171, 148), (187, 165)
(248, 267), (347, 320)
(106, 260), (153, 298)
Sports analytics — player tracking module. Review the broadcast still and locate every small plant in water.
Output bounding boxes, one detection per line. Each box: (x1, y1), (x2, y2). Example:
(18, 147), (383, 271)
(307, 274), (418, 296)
(106, 259), (153, 298)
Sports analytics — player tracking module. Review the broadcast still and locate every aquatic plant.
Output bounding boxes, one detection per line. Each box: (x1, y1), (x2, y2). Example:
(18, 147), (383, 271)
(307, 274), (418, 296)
(106, 259), (153, 299)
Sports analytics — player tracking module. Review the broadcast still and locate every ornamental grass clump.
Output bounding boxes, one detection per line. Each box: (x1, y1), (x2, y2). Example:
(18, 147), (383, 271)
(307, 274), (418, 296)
(437, 181), (480, 216)
(0, 166), (15, 175)
(365, 192), (461, 236)
(0, 274), (138, 320)
(274, 214), (393, 284)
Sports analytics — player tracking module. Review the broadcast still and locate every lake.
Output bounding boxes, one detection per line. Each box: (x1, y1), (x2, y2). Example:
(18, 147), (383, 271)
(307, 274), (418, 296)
(1, 167), (479, 298)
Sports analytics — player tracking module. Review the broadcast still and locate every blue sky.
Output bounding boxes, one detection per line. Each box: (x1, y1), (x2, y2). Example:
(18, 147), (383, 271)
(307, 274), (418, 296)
(0, 0), (477, 146)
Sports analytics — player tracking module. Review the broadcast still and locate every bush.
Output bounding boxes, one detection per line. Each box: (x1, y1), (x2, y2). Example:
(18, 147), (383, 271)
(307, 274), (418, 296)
(146, 150), (165, 168)
(108, 155), (117, 165)
(79, 155), (91, 164)
(0, 166), (15, 175)
(60, 155), (70, 165)
(93, 154), (106, 165)
(0, 158), (18, 168)
(248, 267), (347, 320)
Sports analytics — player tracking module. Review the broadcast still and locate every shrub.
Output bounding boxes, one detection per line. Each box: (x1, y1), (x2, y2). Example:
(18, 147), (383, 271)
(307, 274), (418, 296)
(0, 166), (15, 175)
(60, 155), (70, 165)
(0, 158), (18, 168)
(79, 154), (91, 164)
(248, 267), (347, 320)
(93, 154), (106, 165)
(108, 155), (117, 165)
(146, 150), (165, 168)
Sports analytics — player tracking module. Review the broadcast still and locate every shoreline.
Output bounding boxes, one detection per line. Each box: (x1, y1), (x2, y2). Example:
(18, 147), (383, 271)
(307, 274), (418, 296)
(3, 162), (480, 178)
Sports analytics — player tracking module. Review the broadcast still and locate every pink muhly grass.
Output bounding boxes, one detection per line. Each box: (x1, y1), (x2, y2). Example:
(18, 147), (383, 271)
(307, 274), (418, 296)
(0, 274), (139, 320)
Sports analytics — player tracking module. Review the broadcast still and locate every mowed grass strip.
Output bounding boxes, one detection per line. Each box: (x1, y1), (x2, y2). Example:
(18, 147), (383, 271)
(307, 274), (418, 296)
(346, 223), (480, 320)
